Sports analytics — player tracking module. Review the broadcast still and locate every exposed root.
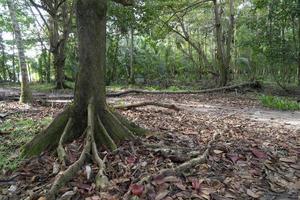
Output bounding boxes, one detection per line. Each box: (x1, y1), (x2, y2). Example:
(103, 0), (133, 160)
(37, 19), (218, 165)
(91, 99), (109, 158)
(148, 146), (201, 163)
(92, 139), (108, 189)
(135, 131), (221, 188)
(47, 102), (95, 199)
(57, 118), (73, 165)
(42, 98), (143, 199)
(174, 131), (220, 172)
(114, 101), (180, 111)
(97, 115), (117, 150)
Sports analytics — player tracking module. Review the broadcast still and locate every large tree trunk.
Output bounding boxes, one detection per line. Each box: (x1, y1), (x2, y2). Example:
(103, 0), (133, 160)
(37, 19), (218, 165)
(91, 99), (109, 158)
(7, 0), (32, 103)
(213, 0), (228, 86)
(298, 0), (300, 86)
(23, 2), (145, 198)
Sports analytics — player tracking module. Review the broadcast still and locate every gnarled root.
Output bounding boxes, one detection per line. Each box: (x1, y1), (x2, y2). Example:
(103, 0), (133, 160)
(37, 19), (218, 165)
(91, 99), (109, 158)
(23, 98), (146, 199)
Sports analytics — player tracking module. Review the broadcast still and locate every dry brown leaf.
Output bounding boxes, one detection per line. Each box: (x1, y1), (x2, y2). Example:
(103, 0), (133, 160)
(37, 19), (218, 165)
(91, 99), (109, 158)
(279, 156), (297, 163)
(213, 150), (223, 154)
(246, 189), (260, 198)
(155, 190), (169, 200)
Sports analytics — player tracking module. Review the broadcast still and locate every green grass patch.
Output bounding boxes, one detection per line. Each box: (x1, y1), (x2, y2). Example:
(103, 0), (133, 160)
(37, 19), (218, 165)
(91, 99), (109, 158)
(260, 95), (300, 111)
(0, 117), (52, 172)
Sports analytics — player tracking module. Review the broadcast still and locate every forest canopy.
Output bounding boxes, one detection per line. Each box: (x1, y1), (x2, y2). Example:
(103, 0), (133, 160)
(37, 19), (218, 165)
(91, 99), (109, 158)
(0, 0), (299, 90)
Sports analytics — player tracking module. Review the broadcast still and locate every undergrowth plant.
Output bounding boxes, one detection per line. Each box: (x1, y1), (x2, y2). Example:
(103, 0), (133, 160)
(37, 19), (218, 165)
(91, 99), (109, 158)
(260, 95), (300, 111)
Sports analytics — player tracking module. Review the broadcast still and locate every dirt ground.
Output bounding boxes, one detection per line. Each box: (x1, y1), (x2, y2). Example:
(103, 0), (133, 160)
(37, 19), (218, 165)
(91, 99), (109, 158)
(0, 91), (299, 200)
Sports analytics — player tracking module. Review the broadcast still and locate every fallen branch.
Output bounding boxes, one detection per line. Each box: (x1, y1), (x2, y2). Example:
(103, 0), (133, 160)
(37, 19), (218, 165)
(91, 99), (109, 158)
(108, 81), (261, 97)
(0, 81), (261, 102)
(114, 101), (180, 111)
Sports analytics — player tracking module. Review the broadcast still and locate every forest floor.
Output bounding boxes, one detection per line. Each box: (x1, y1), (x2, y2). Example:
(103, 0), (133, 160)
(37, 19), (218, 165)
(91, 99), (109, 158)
(0, 89), (299, 200)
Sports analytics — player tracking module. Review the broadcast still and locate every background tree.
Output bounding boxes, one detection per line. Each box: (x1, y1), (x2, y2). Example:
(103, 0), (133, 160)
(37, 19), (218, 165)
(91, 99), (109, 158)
(29, 0), (74, 89)
(7, 0), (32, 103)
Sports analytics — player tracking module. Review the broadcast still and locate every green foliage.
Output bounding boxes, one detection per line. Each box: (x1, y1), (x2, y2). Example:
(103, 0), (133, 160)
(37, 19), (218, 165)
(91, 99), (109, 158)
(0, 117), (52, 172)
(260, 95), (300, 111)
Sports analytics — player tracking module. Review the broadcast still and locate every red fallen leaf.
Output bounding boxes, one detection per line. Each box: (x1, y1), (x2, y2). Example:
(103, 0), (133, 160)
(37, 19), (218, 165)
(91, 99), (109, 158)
(227, 154), (240, 163)
(191, 179), (202, 191)
(130, 184), (144, 196)
(251, 148), (267, 159)
(126, 156), (136, 164)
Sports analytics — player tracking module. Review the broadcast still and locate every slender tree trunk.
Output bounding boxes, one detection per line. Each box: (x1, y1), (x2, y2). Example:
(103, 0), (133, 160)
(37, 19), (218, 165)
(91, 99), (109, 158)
(225, 0), (234, 78)
(7, 0), (32, 103)
(109, 36), (120, 83)
(47, 50), (51, 83)
(12, 44), (17, 82)
(129, 24), (135, 84)
(50, 16), (67, 89)
(213, 0), (227, 86)
(0, 29), (7, 81)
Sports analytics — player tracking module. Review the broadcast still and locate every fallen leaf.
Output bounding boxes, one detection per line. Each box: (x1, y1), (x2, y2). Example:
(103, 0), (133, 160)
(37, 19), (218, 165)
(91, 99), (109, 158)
(251, 148), (267, 159)
(152, 174), (165, 185)
(279, 156), (297, 163)
(227, 154), (240, 163)
(246, 189), (260, 198)
(213, 150), (223, 154)
(126, 156), (136, 164)
(130, 184), (144, 196)
(163, 176), (180, 183)
(155, 190), (169, 200)
(174, 182), (186, 191)
(191, 179), (202, 191)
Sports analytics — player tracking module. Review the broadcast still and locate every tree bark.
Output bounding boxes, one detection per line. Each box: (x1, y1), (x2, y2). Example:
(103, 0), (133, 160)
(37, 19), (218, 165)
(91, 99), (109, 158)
(24, 0), (144, 156)
(7, 0), (32, 103)
(129, 23), (135, 84)
(0, 29), (7, 81)
(298, 0), (300, 87)
(213, 0), (228, 86)
(50, 14), (68, 89)
(225, 0), (234, 74)
(24, 0), (145, 197)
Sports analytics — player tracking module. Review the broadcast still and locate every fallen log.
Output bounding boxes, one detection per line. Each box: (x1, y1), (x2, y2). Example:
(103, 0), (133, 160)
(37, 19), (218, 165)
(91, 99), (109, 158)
(0, 81), (261, 101)
(107, 81), (261, 97)
(113, 101), (180, 111)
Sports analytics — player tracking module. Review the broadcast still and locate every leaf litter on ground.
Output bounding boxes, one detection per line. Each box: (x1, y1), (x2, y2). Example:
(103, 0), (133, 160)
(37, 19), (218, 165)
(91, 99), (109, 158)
(0, 92), (299, 200)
